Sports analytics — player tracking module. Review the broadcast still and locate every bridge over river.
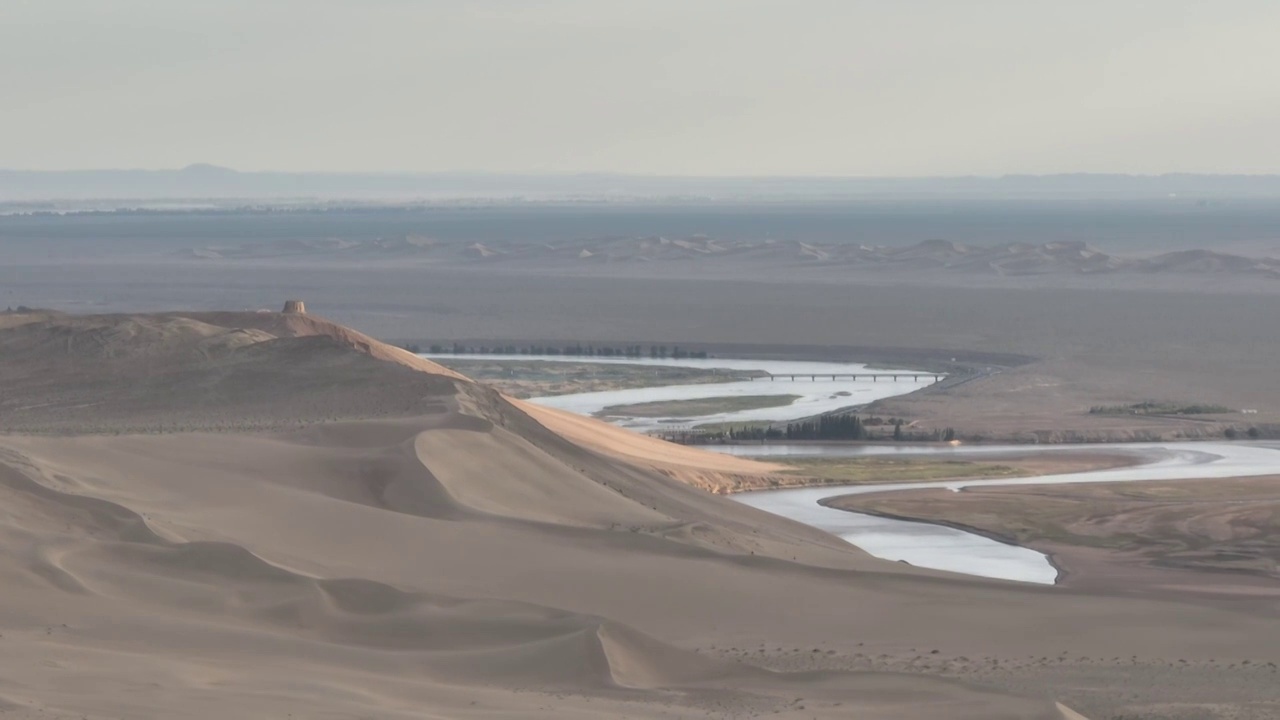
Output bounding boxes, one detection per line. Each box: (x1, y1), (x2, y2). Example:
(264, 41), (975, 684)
(753, 372), (945, 382)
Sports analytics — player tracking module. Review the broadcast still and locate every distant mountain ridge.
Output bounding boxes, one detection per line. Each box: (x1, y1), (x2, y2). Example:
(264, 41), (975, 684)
(7, 165), (1280, 201)
(178, 235), (1280, 279)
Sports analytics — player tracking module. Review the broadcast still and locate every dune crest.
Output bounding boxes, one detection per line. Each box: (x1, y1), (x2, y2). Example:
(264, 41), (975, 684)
(511, 400), (785, 486)
(173, 309), (468, 380)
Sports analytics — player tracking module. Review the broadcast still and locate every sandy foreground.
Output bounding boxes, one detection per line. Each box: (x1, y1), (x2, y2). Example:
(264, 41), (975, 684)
(0, 311), (1276, 719)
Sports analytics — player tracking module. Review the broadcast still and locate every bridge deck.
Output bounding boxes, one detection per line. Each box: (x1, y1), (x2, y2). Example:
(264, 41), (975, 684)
(753, 373), (944, 382)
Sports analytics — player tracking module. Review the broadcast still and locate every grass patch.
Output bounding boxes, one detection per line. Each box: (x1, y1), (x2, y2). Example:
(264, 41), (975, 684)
(436, 359), (757, 398)
(768, 457), (1028, 485)
(596, 394), (801, 419)
(692, 420), (777, 433)
(1089, 401), (1233, 416)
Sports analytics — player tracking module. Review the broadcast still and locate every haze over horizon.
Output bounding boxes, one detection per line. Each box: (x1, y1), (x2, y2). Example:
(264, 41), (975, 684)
(13, 163), (1280, 179)
(10, 163), (1280, 202)
(5, 0), (1280, 177)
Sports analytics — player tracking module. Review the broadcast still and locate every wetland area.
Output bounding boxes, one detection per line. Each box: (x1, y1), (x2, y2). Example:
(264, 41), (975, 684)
(432, 352), (1280, 589)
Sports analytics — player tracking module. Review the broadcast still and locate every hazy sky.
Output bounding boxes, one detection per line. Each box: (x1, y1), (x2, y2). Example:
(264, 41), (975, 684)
(4, 0), (1280, 175)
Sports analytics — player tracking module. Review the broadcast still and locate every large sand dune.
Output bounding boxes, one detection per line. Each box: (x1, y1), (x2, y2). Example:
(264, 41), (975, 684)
(0, 310), (1274, 718)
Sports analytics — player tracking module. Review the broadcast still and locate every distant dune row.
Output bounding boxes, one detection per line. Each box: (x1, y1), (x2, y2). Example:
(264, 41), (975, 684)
(176, 236), (1280, 279)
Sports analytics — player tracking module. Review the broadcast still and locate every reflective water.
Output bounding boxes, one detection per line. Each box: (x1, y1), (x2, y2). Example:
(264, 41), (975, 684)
(431, 354), (937, 430)
(430, 352), (1280, 585)
(726, 442), (1280, 583)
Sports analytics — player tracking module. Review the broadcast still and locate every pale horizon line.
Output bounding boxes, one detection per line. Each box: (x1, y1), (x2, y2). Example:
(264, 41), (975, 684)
(5, 165), (1280, 180)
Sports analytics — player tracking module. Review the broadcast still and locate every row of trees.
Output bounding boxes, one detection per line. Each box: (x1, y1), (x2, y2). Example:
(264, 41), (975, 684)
(405, 343), (710, 359)
(1224, 426), (1263, 439)
(677, 418), (959, 445)
(721, 416), (904, 441)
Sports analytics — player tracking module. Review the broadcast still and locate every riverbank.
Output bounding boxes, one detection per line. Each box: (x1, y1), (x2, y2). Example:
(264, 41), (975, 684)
(429, 357), (757, 398)
(597, 393), (801, 419)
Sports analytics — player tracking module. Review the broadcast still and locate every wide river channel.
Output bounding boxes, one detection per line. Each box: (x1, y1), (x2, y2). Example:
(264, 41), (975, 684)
(430, 354), (1280, 585)
(432, 354), (938, 431)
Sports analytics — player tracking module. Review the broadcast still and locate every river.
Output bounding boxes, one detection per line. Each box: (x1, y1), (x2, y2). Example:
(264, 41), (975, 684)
(429, 353), (1280, 585)
(725, 442), (1280, 584)
(431, 354), (938, 430)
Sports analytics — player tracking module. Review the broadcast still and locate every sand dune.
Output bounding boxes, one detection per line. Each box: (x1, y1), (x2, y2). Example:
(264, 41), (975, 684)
(176, 309), (469, 380)
(0, 310), (1274, 718)
(0, 310), (466, 433)
(0, 426), (1075, 720)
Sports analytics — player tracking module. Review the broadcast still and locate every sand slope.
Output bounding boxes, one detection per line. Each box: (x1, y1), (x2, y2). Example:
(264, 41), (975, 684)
(0, 311), (1271, 719)
(0, 425), (1079, 720)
